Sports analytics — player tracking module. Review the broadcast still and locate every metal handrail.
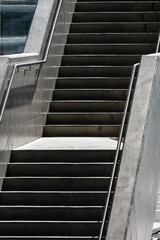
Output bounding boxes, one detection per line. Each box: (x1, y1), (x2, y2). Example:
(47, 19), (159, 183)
(98, 62), (140, 240)
(0, 0), (63, 124)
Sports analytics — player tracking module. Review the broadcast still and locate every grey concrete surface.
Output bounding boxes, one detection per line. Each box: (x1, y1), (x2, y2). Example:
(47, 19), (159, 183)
(106, 54), (160, 240)
(0, 0), (76, 189)
(24, 0), (57, 55)
(14, 137), (120, 150)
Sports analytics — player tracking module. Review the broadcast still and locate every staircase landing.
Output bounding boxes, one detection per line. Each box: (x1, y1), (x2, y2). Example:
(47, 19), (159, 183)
(14, 137), (119, 150)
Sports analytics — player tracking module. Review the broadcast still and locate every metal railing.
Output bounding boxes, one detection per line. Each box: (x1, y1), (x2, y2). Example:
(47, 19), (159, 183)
(98, 31), (160, 240)
(0, 0), (63, 124)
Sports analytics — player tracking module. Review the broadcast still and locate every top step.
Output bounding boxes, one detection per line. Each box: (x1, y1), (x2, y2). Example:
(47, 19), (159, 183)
(75, 2), (160, 12)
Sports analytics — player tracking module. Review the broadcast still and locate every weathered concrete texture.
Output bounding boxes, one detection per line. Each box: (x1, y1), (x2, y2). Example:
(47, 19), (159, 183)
(25, 0), (57, 55)
(106, 55), (160, 240)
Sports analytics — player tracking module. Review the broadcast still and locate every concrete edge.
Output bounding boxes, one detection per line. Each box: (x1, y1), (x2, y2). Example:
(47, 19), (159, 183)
(106, 54), (159, 240)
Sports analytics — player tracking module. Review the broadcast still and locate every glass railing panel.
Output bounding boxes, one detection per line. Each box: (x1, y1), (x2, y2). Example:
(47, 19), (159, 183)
(0, 0), (38, 55)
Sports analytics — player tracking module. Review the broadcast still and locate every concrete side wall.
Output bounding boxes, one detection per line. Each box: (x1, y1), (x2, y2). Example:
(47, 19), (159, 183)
(106, 55), (160, 240)
(0, 0), (76, 188)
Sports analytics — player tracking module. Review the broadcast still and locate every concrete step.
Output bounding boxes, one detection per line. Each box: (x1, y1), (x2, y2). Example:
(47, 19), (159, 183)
(0, 206), (104, 221)
(75, 2), (160, 12)
(52, 89), (129, 100)
(64, 44), (155, 54)
(0, 192), (108, 205)
(61, 55), (140, 66)
(43, 125), (121, 137)
(11, 150), (116, 163)
(6, 162), (115, 177)
(58, 66), (132, 77)
(0, 221), (101, 236)
(70, 22), (160, 33)
(67, 33), (158, 44)
(55, 77), (130, 89)
(49, 100), (126, 112)
(46, 113), (123, 124)
(73, 12), (160, 22)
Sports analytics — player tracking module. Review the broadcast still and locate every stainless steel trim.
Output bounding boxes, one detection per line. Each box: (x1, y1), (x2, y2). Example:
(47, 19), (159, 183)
(0, 0), (63, 124)
(156, 30), (160, 53)
(98, 62), (140, 240)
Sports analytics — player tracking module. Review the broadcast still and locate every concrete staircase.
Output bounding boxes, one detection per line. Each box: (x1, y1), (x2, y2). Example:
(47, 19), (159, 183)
(43, 0), (159, 138)
(0, 0), (160, 239)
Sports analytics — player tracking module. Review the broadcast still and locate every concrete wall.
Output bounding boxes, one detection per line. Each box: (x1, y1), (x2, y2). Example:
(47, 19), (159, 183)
(0, 0), (76, 188)
(106, 54), (160, 240)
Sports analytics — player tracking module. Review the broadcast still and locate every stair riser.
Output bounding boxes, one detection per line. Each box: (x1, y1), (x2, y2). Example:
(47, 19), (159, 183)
(0, 208), (104, 221)
(0, 238), (99, 240)
(6, 164), (115, 177)
(0, 222), (101, 236)
(0, 193), (109, 205)
(70, 23), (160, 33)
(3, 178), (114, 191)
(73, 12), (160, 22)
(53, 89), (129, 100)
(50, 102), (126, 112)
(0, 238), (98, 240)
(67, 33), (158, 44)
(58, 66), (132, 77)
(75, 3), (160, 12)
(11, 150), (116, 163)
(56, 78), (130, 89)
(64, 44), (155, 54)
(43, 125), (121, 137)
(46, 114), (123, 124)
(61, 55), (140, 66)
